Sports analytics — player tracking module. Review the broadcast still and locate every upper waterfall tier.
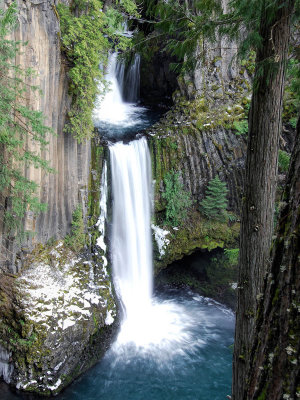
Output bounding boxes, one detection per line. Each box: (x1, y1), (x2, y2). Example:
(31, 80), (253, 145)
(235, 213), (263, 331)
(93, 53), (161, 141)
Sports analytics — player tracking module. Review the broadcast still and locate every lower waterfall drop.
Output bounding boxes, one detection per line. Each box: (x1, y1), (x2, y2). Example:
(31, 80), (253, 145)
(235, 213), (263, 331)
(110, 138), (153, 323)
(109, 138), (201, 352)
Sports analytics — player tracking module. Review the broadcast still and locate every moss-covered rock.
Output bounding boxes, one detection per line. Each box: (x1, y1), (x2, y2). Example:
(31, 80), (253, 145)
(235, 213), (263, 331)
(147, 99), (247, 215)
(0, 241), (117, 396)
(152, 210), (240, 273)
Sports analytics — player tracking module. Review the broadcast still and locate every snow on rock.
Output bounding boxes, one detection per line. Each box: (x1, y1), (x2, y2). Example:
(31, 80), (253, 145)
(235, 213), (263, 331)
(48, 378), (62, 391)
(151, 224), (170, 257)
(105, 310), (115, 325)
(12, 241), (117, 395)
(17, 243), (116, 333)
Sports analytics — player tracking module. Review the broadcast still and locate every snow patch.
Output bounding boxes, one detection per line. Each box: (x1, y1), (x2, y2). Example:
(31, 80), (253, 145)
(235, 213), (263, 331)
(16, 241), (116, 339)
(48, 378), (62, 391)
(105, 309), (115, 325)
(151, 224), (170, 257)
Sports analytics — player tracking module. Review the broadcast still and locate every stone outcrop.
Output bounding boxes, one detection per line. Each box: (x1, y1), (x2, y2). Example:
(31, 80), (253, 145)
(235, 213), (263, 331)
(0, 241), (117, 396)
(0, 0), (91, 273)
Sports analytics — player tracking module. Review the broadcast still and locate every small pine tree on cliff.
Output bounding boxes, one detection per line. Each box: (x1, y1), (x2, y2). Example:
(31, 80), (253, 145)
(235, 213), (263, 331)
(200, 176), (228, 221)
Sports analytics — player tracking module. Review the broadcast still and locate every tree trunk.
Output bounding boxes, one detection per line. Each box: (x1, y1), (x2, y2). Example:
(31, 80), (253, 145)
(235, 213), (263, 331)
(232, 1), (295, 398)
(245, 115), (300, 399)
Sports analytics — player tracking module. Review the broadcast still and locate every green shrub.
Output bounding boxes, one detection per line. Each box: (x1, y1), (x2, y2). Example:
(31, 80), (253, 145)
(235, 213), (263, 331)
(162, 170), (192, 226)
(200, 176), (228, 221)
(64, 205), (85, 251)
(233, 119), (248, 135)
(289, 117), (297, 129)
(224, 248), (239, 266)
(278, 150), (290, 173)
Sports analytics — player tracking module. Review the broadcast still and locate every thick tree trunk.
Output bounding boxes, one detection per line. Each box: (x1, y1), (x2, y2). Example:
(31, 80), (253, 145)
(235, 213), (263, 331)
(232, 1), (295, 399)
(245, 115), (300, 399)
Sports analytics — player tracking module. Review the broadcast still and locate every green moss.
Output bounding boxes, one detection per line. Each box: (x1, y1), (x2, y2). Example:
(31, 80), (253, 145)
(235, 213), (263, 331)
(278, 150), (291, 173)
(154, 210), (240, 273)
(272, 288), (280, 306)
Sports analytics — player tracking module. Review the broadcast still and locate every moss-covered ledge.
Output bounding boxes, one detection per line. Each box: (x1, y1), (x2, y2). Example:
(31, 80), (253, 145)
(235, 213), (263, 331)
(152, 210), (240, 274)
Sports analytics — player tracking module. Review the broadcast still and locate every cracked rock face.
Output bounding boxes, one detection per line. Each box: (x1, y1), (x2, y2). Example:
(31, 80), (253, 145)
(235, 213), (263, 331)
(5, 241), (117, 396)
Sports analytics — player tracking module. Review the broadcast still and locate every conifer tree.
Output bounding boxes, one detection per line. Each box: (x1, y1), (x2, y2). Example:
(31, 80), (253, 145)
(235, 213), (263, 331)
(200, 176), (228, 221)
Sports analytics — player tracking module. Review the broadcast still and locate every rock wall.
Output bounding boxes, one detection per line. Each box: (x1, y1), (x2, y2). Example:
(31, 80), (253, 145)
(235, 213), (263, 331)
(147, 96), (247, 272)
(0, 0), (91, 273)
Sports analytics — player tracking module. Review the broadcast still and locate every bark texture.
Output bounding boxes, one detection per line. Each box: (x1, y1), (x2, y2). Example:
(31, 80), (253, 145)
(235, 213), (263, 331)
(245, 115), (300, 400)
(232, 2), (295, 398)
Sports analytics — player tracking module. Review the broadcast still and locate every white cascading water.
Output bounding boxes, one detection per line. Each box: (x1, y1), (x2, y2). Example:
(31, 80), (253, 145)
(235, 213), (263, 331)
(110, 138), (153, 322)
(93, 53), (145, 128)
(93, 48), (196, 353)
(123, 54), (140, 102)
(94, 47), (232, 362)
(96, 58), (193, 351)
(109, 138), (193, 351)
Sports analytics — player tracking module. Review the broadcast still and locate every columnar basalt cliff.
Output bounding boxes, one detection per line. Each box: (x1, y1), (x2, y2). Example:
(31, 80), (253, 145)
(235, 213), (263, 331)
(148, 109), (245, 275)
(147, 41), (251, 272)
(0, 0), (91, 273)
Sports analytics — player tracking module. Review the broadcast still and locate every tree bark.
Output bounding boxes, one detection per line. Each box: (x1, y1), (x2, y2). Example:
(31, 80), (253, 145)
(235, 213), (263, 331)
(232, 1), (295, 398)
(245, 115), (300, 399)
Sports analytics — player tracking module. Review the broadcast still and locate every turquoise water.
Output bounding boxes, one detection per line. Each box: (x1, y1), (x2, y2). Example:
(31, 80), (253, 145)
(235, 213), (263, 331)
(57, 288), (234, 400)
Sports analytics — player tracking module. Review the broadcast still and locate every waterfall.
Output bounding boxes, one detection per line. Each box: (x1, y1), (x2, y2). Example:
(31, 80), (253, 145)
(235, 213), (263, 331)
(93, 53), (128, 125)
(94, 42), (194, 350)
(0, 346), (13, 383)
(110, 138), (153, 323)
(123, 54), (141, 103)
(93, 53), (144, 132)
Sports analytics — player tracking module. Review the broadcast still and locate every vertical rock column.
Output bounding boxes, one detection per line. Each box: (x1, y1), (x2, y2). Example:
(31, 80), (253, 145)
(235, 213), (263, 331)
(0, 0), (91, 272)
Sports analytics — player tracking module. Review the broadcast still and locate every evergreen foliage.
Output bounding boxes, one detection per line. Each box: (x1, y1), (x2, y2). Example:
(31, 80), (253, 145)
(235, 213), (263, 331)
(224, 248), (239, 266)
(283, 53), (300, 123)
(143, 0), (300, 76)
(64, 205), (85, 251)
(162, 170), (192, 226)
(0, 3), (53, 244)
(200, 176), (228, 221)
(57, 0), (138, 142)
(233, 119), (248, 135)
(278, 150), (291, 173)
